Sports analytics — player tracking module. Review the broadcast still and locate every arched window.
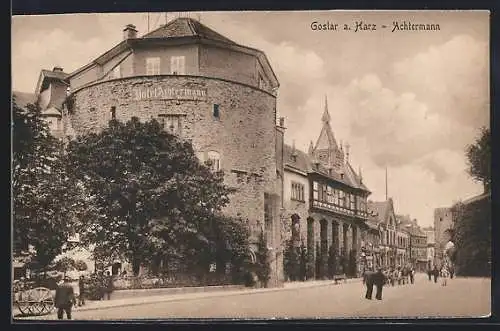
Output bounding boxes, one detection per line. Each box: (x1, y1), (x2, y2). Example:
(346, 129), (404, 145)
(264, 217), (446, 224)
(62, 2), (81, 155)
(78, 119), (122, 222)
(207, 151), (221, 172)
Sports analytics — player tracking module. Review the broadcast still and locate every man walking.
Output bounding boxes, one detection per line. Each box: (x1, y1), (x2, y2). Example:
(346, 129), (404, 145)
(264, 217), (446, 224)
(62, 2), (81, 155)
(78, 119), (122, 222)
(103, 271), (114, 300)
(55, 276), (77, 320)
(409, 266), (415, 284)
(433, 265), (439, 283)
(373, 267), (386, 300)
(78, 275), (86, 307)
(364, 270), (375, 300)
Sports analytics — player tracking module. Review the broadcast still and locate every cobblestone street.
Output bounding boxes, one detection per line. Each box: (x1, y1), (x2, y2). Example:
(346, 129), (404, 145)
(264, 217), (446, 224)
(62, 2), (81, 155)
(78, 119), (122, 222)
(16, 274), (490, 320)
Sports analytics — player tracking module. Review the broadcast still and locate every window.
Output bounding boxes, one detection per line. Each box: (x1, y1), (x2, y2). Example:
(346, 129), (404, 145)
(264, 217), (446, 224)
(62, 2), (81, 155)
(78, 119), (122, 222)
(171, 56), (185, 75)
(258, 74), (266, 89)
(339, 190), (345, 207)
(326, 186), (332, 204)
(291, 182), (305, 202)
(146, 57), (161, 75)
(207, 151), (221, 172)
(159, 114), (182, 136)
(110, 106), (116, 120)
(213, 104), (220, 119)
(313, 181), (319, 200)
(350, 194), (355, 210)
(109, 65), (121, 79)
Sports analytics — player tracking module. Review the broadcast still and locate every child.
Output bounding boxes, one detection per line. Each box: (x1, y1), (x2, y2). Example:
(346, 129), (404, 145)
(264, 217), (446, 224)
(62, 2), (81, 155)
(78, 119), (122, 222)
(440, 266), (449, 286)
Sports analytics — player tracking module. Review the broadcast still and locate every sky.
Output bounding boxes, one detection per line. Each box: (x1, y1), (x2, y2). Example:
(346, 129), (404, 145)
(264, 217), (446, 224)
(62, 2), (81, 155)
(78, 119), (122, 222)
(12, 11), (490, 227)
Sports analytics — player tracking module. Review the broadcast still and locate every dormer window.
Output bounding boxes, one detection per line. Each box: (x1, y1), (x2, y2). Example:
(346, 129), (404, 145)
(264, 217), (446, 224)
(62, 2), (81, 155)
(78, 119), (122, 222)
(206, 151), (221, 172)
(171, 56), (185, 75)
(146, 57), (160, 75)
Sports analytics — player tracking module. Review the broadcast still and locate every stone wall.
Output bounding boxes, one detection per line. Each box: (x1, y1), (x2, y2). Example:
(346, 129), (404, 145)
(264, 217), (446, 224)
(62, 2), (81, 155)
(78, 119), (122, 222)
(68, 74), (283, 285)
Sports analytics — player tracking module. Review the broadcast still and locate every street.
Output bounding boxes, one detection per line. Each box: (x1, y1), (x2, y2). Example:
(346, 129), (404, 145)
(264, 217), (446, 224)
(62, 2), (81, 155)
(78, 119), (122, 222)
(18, 274), (490, 320)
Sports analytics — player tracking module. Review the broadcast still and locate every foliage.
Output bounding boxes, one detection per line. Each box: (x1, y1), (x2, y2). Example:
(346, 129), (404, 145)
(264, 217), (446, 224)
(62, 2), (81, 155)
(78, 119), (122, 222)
(65, 117), (236, 276)
(254, 230), (271, 287)
(74, 260), (88, 271)
(283, 240), (300, 281)
(12, 99), (88, 270)
(349, 249), (357, 277)
(466, 127), (490, 191)
(306, 244), (315, 280)
(327, 245), (337, 278)
(451, 195), (491, 277)
(315, 242), (322, 279)
(54, 257), (76, 274)
(299, 241), (307, 281)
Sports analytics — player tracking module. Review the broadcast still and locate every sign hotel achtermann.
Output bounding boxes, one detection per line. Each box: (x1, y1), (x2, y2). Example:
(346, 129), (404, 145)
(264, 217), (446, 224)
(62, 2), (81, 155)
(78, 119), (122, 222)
(134, 86), (207, 101)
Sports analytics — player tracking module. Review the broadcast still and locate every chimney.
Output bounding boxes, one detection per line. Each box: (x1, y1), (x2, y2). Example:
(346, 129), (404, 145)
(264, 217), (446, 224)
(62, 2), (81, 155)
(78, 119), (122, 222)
(279, 117), (285, 128)
(123, 24), (138, 40)
(53, 66), (63, 72)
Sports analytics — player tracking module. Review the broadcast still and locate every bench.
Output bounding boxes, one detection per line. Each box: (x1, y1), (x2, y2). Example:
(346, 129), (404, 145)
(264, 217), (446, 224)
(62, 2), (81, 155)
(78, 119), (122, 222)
(333, 274), (347, 284)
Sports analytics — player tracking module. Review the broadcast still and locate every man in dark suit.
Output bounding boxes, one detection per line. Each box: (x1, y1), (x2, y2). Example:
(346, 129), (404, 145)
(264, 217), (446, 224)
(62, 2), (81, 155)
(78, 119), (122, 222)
(55, 277), (76, 320)
(364, 270), (375, 300)
(373, 268), (387, 300)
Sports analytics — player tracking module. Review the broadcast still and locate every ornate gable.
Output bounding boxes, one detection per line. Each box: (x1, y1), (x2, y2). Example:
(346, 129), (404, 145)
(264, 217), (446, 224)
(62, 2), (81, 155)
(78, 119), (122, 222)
(311, 95), (344, 169)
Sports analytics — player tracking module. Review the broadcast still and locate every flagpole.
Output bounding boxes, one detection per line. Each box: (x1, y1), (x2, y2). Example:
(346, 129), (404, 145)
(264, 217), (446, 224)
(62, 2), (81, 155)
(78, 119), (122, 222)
(385, 166), (388, 201)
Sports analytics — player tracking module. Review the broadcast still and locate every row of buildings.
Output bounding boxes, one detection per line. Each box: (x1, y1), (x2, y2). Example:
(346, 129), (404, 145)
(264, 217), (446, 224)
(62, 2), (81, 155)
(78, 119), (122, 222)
(14, 16), (432, 285)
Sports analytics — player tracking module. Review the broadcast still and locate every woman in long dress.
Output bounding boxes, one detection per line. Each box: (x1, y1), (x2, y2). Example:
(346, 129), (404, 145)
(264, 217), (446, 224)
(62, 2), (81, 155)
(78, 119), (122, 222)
(440, 266), (449, 286)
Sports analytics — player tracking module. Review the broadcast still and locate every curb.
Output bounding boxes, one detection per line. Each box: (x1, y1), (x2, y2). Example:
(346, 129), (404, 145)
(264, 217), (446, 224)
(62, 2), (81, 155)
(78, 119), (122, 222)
(15, 278), (363, 319)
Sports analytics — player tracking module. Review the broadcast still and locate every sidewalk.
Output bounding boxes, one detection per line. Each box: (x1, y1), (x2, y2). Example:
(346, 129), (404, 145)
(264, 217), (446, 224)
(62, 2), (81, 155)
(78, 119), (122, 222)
(14, 277), (362, 319)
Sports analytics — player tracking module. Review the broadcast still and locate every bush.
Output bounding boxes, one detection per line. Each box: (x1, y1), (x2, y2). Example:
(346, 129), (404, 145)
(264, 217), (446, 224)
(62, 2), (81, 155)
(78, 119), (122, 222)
(255, 231), (271, 287)
(74, 260), (88, 271)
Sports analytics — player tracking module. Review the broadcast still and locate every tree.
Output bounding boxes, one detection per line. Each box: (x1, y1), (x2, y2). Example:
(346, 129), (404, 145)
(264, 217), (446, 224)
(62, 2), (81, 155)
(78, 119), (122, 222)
(12, 99), (86, 271)
(255, 230), (271, 287)
(451, 195), (491, 277)
(65, 117), (235, 276)
(466, 127), (490, 192)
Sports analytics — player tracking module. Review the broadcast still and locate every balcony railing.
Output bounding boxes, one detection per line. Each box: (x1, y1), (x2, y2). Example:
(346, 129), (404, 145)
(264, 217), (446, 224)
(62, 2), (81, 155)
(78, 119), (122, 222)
(311, 199), (369, 219)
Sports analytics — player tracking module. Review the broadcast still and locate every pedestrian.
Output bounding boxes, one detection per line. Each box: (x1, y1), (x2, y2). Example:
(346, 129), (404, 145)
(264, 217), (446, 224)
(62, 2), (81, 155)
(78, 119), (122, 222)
(54, 276), (77, 320)
(433, 265), (439, 283)
(449, 265), (455, 279)
(441, 266), (449, 286)
(373, 267), (386, 300)
(364, 270), (375, 300)
(104, 271), (114, 300)
(409, 267), (415, 284)
(78, 275), (86, 306)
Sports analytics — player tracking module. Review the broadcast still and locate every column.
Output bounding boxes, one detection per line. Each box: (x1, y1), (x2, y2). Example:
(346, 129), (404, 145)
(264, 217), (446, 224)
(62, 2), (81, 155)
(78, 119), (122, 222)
(326, 220), (333, 249)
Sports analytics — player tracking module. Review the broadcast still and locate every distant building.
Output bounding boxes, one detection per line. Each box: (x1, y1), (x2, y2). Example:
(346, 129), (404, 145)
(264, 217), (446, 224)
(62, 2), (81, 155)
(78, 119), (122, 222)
(422, 226), (435, 267)
(282, 97), (370, 279)
(434, 207), (453, 267)
(367, 199), (399, 268)
(397, 215), (428, 271)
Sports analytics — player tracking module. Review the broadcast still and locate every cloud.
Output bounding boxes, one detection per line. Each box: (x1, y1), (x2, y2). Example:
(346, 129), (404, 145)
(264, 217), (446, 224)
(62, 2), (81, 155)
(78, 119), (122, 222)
(392, 34), (489, 129)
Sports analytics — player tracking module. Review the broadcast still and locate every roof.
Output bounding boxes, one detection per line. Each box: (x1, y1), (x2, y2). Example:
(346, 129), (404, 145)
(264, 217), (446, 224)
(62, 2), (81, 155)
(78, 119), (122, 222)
(284, 144), (311, 174)
(365, 220), (380, 231)
(142, 17), (237, 45)
(41, 106), (62, 117)
(67, 17), (279, 89)
(35, 69), (70, 95)
(367, 200), (389, 223)
(13, 91), (36, 108)
(461, 191), (491, 205)
(284, 143), (370, 192)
